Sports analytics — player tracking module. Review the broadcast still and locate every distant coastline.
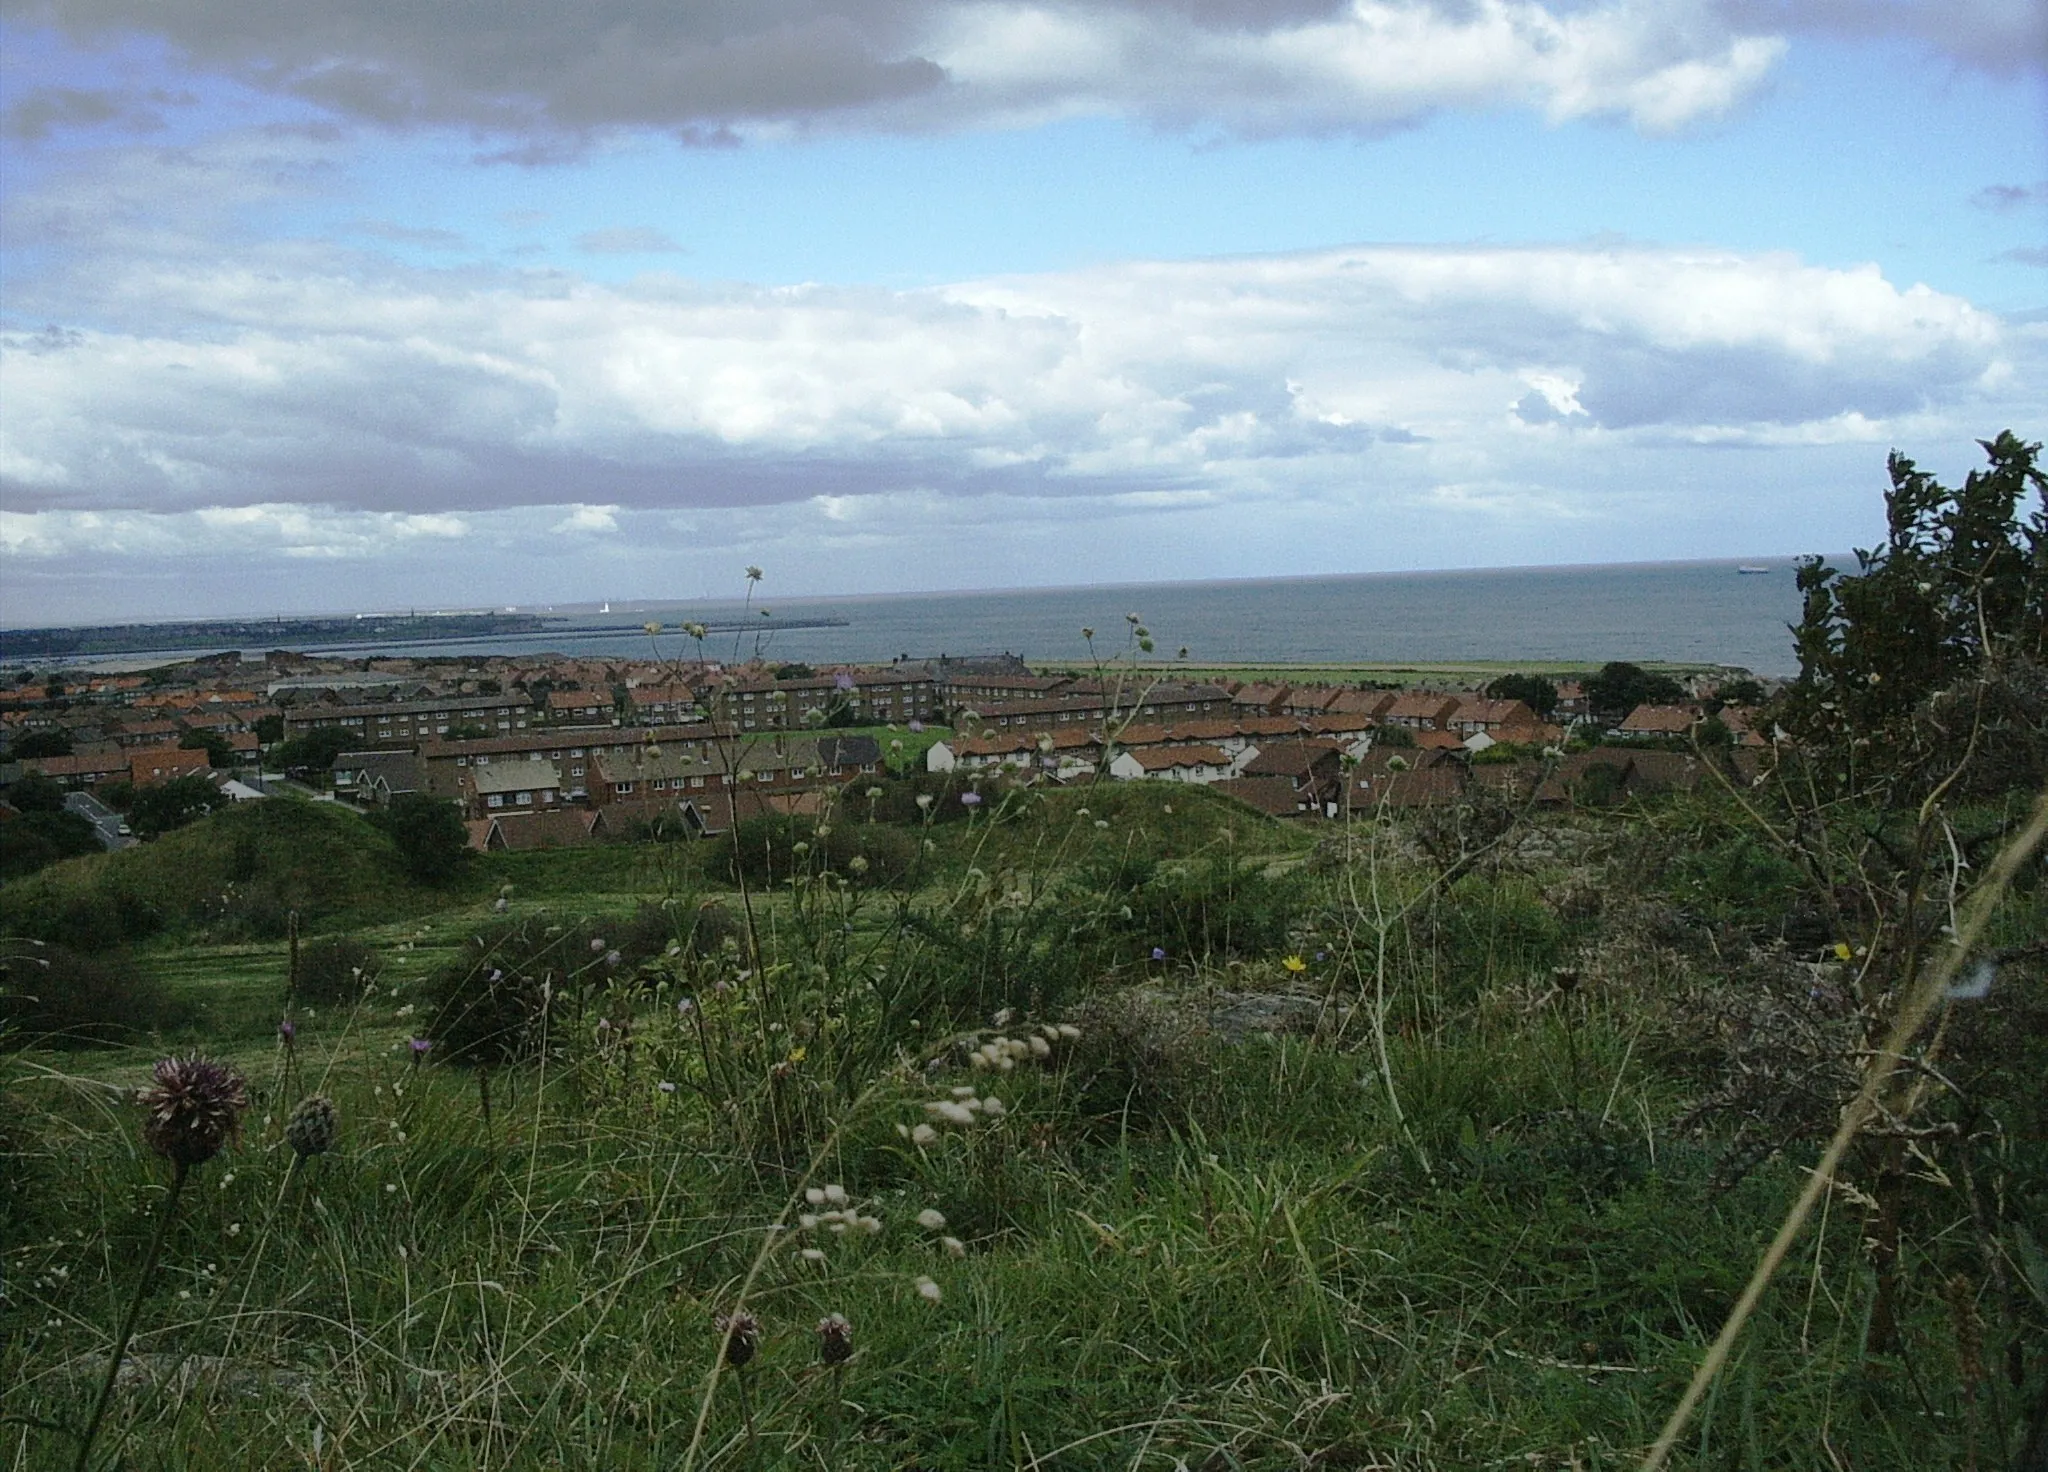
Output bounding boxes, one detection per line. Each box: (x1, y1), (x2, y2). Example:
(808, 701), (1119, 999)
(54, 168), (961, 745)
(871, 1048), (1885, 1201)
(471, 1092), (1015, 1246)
(0, 557), (1811, 676)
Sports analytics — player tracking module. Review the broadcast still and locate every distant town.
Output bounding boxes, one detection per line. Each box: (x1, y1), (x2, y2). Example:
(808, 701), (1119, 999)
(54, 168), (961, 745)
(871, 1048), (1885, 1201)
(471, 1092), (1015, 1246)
(0, 637), (1777, 862)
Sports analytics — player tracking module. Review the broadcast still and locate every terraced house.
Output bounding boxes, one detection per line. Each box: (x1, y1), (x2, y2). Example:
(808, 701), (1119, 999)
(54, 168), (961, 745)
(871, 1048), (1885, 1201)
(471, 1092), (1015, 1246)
(282, 694), (534, 747)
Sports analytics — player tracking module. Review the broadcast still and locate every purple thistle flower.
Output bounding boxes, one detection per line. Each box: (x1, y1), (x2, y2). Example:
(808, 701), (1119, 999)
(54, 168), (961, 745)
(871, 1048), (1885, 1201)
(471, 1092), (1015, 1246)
(606, 949), (622, 968)
(960, 792), (982, 807)
(138, 1056), (249, 1168)
(409, 1037), (433, 1057)
(1151, 947), (1167, 962)
(908, 720), (924, 733)
(277, 1018), (296, 1044)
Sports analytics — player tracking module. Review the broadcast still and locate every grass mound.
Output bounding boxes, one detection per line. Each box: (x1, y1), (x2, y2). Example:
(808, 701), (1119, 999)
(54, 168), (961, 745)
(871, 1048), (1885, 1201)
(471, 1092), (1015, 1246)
(0, 798), (416, 949)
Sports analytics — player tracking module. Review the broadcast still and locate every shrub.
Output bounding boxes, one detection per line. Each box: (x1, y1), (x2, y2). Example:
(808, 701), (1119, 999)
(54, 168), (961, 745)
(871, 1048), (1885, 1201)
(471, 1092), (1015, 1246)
(294, 935), (383, 1006)
(609, 898), (744, 965)
(421, 917), (615, 1065)
(0, 879), (165, 952)
(709, 815), (919, 888)
(0, 944), (190, 1048)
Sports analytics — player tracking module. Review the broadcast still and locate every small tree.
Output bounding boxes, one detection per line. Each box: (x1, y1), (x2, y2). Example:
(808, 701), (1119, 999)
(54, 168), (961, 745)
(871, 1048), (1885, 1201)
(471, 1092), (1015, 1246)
(179, 728), (234, 768)
(1583, 662), (1684, 720)
(8, 730), (73, 760)
(1482, 672), (1558, 718)
(128, 774), (227, 838)
(1783, 429), (2045, 795)
(373, 793), (470, 884)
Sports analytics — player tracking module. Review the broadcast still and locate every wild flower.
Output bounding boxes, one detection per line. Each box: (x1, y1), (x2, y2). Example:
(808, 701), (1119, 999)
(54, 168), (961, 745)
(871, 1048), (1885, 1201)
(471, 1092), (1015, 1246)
(910, 1123), (938, 1147)
(139, 1056), (249, 1168)
(1282, 955), (1307, 973)
(916, 1208), (947, 1231)
(913, 1276), (942, 1304)
(941, 1236), (966, 1258)
(908, 720), (924, 733)
(1151, 947), (1167, 962)
(658, 1080), (677, 1095)
(800, 1248), (827, 1264)
(961, 792), (982, 808)
(817, 1313), (853, 1364)
(284, 1095), (338, 1160)
(590, 937), (606, 953)
(277, 1018), (296, 1045)
(915, 793), (933, 810)
(493, 897), (509, 913)
(715, 1310), (759, 1367)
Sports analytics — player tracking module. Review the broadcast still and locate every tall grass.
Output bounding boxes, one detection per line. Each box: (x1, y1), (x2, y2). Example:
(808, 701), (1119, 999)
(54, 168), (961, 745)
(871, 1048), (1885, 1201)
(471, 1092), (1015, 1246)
(3, 784), (2039, 1468)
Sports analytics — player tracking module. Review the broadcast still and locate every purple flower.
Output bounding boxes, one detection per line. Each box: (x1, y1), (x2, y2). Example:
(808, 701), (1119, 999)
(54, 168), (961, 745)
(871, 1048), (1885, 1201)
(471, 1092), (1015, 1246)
(677, 996), (696, 1016)
(409, 1037), (433, 1057)
(277, 1019), (296, 1043)
(606, 949), (622, 968)
(961, 792), (982, 807)
(908, 720), (924, 733)
(489, 969), (504, 983)
(1314, 950), (1326, 963)
(1150, 947), (1167, 962)
(590, 937), (606, 953)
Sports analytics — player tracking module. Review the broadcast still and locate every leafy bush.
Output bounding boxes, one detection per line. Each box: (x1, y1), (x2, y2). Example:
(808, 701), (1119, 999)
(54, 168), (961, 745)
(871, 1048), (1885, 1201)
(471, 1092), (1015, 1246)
(0, 809), (102, 884)
(422, 917), (623, 1065)
(0, 944), (190, 1048)
(294, 935), (384, 1006)
(709, 815), (919, 888)
(608, 898), (743, 964)
(1664, 833), (1806, 930)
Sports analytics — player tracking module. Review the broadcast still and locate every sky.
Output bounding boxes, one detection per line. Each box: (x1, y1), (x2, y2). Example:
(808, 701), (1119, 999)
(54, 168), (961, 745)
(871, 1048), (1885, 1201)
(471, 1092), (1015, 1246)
(0, 0), (2043, 627)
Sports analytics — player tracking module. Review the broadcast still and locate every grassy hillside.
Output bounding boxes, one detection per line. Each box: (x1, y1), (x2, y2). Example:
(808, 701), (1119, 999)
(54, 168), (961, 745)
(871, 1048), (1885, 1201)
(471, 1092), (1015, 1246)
(0, 797), (422, 949)
(3, 778), (2042, 1469)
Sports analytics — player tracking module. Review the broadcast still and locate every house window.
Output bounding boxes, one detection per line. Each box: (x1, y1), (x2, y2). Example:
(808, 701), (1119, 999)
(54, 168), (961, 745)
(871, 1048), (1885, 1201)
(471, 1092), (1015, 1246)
(487, 793), (505, 808)
(615, 781), (634, 795)
(570, 764), (584, 777)
(516, 790), (533, 805)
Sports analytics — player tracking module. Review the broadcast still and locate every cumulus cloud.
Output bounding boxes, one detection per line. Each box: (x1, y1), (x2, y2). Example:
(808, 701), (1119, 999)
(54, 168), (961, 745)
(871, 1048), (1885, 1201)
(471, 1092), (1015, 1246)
(0, 238), (2020, 530)
(7, 0), (1810, 142)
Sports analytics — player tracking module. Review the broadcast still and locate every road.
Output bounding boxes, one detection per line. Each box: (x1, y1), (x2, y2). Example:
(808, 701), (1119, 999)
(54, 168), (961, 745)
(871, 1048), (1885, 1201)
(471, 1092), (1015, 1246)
(64, 790), (138, 851)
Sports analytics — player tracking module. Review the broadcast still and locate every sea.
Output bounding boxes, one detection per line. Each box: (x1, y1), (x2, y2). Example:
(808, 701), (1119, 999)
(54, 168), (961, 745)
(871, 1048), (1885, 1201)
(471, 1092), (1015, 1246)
(112, 557), (1810, 676)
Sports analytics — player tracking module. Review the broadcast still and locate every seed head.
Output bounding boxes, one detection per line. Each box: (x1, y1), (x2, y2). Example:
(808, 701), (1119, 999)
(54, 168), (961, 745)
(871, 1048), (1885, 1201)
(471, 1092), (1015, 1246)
(284, 1094), (339, 1160)
(716, 1310), (760, 1368)
(817, 1312), (853, 1365)
(138, 1055), (249, 1168)
(913, 1275), (942, 1304)
(916, 1208), (947, 1231)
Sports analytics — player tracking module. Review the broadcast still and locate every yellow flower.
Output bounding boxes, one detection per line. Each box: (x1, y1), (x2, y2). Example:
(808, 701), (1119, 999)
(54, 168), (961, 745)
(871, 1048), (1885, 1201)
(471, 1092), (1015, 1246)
(786, 1046), (807, 1064)
(1282, 955), (1307, 973)
(1832, 942), (1852, 962)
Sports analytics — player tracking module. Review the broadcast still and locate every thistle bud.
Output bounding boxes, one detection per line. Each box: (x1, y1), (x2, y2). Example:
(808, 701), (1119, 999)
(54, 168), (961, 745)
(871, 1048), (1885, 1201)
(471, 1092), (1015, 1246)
(138, 1055), (249, 1168)
(716, 1310), (759, 1368)
(284, 1094), (339, 1160)
(817, 1312), (853, 1365)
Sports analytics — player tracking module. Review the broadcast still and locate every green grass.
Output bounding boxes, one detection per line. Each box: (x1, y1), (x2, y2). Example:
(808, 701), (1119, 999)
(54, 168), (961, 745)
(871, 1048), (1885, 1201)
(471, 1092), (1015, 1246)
(3, 785), (2038, 1468)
